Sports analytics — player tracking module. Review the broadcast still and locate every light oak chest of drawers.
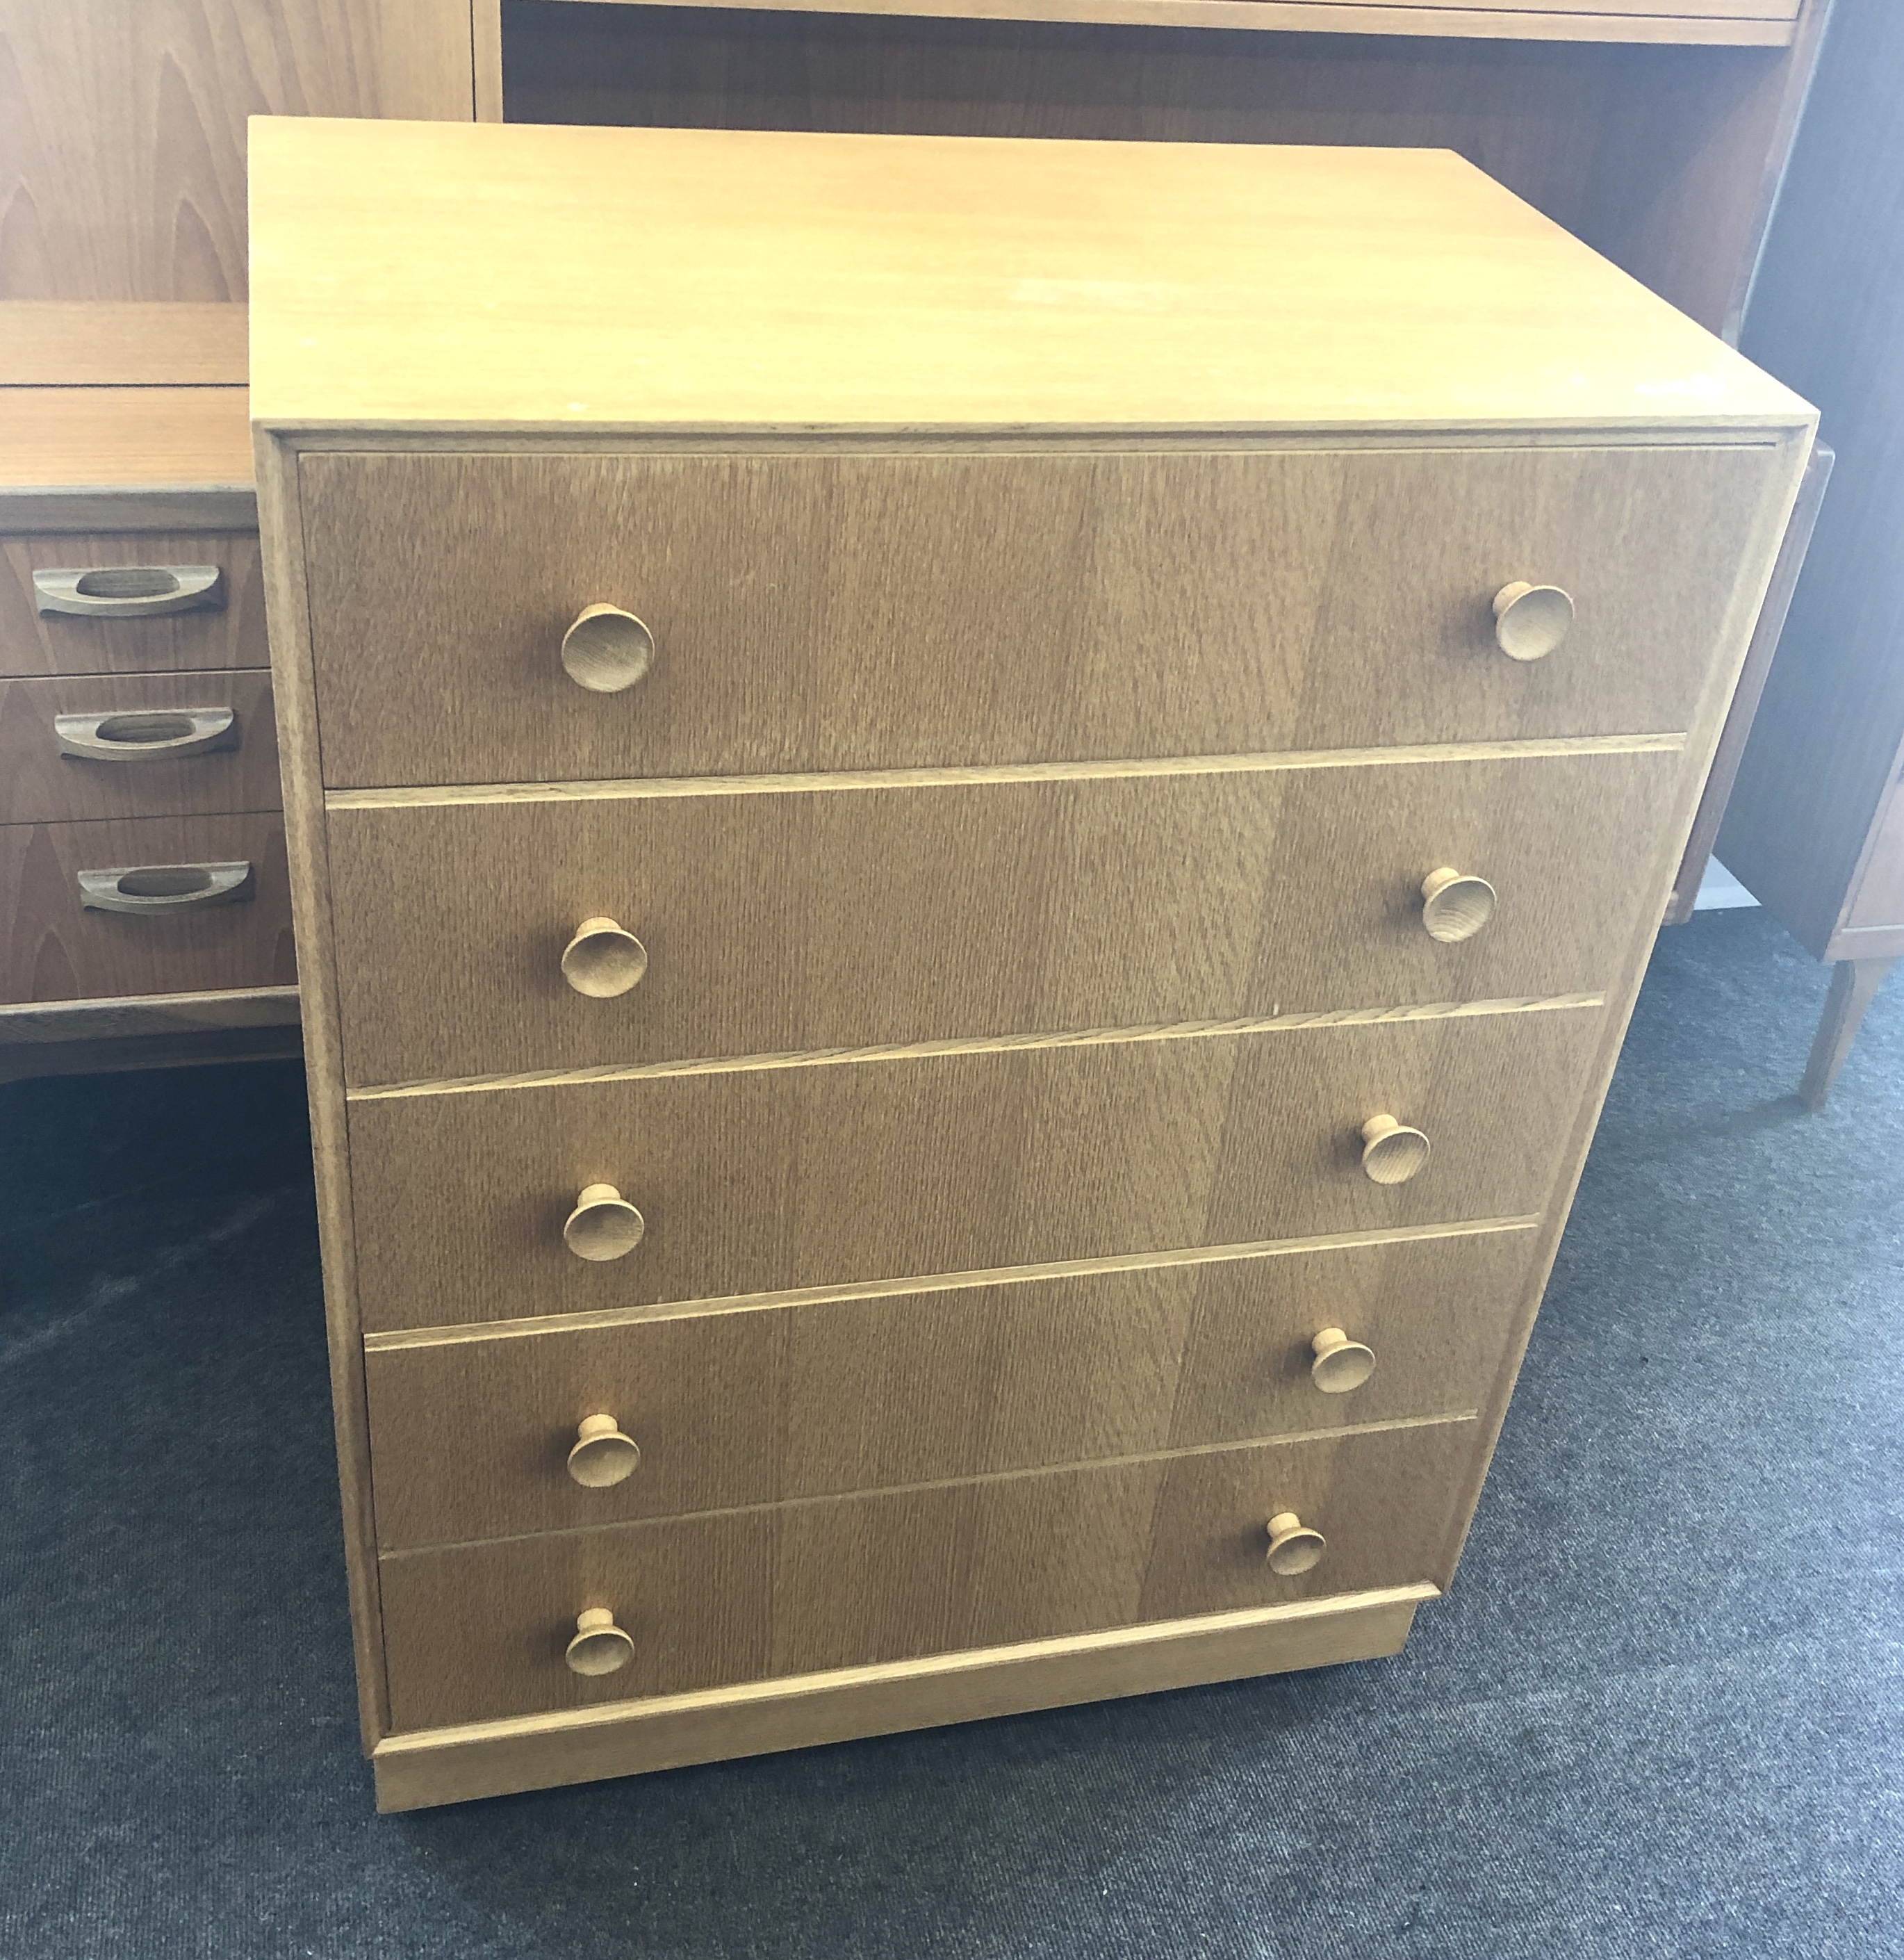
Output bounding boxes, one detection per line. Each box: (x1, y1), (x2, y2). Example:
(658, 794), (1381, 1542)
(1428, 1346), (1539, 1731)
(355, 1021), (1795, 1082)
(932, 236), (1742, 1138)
(248, 117), (1812, 1811)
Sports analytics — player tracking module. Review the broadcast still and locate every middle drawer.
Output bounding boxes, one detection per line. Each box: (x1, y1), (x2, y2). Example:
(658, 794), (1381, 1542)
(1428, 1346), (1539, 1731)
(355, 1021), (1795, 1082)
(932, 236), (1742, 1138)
(365, 1226), (1537, 1551)
(345, 1002), (1601, 1332)
(327, 748), (1676, 1087)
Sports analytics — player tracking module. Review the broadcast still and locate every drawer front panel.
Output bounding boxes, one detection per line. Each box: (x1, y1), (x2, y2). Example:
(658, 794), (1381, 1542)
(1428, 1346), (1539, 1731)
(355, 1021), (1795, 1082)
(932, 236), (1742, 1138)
(376, 1420), (1477, 1731)
(347, 1006), (1600, 1332)
(366, 1227), (1536, 1549)
(0, 670), (279, 824)
(0, 534), (268, 678)
(330, 749), (1677, 1088)
(299, 446), (1777, 788)
(1, 815), (298, 1004)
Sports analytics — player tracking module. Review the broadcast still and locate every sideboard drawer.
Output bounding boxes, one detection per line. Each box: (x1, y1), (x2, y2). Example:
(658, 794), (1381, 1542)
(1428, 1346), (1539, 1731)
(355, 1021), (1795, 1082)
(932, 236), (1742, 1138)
(297, 444), (1780, 789)
(329, 746), (1677, 1087)
(0, 670), (279, 824)
(1, 813), (297, 1003)
(347, 1004), (1601, 1332)
(0, 533), (268, 678)
(375, 1419), (1479, 1731)
(365, 1227), (1535, 1550)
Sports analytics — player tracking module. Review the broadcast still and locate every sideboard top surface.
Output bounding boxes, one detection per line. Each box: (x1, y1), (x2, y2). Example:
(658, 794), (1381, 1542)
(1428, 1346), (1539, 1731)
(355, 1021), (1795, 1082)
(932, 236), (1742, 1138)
(247, 118), (1810, 438)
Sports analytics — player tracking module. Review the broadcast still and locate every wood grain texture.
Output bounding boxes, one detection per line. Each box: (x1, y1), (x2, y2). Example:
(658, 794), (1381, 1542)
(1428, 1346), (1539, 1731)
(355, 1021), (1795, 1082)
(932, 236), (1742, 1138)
(370, 1586), (1427, 1808)
(498, 1), (1830, 338)
(0, 302), (249, 385)
(363, 1228), (1536, 1548)
(0, 1), (475, 303)
(516, 0), (1800, 42)
(345, 1002), (1602, 1331)
(0, 387), (252, 495)
(327, 749), (1677, 1086)
(0, 531), (265, 678)
(247, 122), (1809, 431)
(297, 446), (1785, 790)
(0, 811), (296, 1003)
(375, 1419), (1476, 1729)
(1666, 436), (1831, 923)
(1798, 955), (1897, 1110)
(0, 669), (277, 824)
(1718, 0), (1904, 960)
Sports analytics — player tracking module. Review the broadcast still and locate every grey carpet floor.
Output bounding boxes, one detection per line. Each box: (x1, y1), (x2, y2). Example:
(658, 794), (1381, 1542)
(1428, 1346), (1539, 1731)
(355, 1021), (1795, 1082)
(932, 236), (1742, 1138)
(3, 906), (1902, 1959)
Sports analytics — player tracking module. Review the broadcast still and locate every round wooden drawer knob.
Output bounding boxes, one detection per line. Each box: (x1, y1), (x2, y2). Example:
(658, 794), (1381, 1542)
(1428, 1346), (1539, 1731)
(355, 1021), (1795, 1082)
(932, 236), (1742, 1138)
(561, 603), (655, 694)
(1492, 582), (1575, 662)
(1266, 1512), (1327, 1576)
(567, 1414), (642, 1487)
(563, 1183), (646, 1261)
(1309, 1328), (1377, 1394)
(1361, 1114), (1430, 1185)
(564, 1607), (635, 1677)
(561, 917), (648, 998)
(1420, 867), (1496, 944)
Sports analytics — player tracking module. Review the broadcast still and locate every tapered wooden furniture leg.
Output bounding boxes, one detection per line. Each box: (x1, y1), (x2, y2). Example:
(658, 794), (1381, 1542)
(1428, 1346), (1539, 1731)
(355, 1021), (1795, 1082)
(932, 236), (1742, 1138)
(1800, 957), (1899, 1111)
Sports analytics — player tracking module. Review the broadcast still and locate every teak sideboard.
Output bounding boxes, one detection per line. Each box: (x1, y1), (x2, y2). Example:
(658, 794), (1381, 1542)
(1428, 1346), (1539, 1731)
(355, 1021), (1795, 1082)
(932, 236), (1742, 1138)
(250, 117), (1811, 1810)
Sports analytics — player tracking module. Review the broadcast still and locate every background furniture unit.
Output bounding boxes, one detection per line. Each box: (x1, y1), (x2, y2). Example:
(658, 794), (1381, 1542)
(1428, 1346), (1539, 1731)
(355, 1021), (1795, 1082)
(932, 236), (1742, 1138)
(0, 302), (299, 1085)
(484, 0), (1832, 341)
(249, 116), (1810, 1809)
(1707, 0), (1904, 1108)
(0, 2), (476, 300)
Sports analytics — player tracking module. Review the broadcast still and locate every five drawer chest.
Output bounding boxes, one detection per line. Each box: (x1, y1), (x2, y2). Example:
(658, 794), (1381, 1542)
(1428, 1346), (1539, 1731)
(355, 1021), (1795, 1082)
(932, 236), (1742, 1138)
(247, 117), (1814, 1811)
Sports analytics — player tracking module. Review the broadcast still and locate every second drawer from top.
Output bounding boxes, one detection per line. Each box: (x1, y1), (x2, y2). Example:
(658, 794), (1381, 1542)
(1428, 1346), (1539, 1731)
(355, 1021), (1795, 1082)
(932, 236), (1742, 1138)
(297, 443), (1781, 788)
(345, 1001), (1602, 1332)
(329, 747), (1676, 1088)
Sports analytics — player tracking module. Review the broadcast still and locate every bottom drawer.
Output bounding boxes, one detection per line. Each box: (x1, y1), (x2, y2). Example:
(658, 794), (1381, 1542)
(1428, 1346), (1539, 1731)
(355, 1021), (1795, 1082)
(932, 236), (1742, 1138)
(1, 813), (297, 1002)
(376, 1419), (1478, 1732)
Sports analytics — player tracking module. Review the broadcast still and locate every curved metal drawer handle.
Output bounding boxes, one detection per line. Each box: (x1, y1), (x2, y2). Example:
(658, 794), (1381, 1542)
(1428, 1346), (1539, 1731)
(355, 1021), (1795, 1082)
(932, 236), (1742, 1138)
(55, 707), (239, 762)
(77, 860), (254, 913)
(34, 565), (225, 619)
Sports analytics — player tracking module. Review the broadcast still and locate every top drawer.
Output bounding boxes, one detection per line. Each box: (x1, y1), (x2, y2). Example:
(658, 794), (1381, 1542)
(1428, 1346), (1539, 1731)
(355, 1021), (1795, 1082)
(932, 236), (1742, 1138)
(1, 533), (268, 678)
(297, 445), (1780, 789)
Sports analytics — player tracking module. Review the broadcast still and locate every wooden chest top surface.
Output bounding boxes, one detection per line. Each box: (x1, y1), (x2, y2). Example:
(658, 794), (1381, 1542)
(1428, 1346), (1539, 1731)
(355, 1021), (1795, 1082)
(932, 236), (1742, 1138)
(246, 119), (1810, 437)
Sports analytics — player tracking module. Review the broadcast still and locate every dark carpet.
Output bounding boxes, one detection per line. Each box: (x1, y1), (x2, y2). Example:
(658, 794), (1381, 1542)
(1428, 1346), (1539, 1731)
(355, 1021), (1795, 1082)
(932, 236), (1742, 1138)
(3, 906), (1902, 1959)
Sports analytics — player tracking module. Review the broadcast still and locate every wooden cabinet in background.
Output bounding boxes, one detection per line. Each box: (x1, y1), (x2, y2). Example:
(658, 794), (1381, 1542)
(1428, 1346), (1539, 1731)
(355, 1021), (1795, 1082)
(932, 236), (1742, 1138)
(0, 1), (475, 301)
(1714, 0), (1904, 1106)
(0, 301), (301, 1084)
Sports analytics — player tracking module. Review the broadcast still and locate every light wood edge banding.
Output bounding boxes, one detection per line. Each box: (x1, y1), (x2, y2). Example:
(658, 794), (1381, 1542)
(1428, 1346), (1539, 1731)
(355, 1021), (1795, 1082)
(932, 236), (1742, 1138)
(362, 1214), (1543, 1351)
(252, 432), (391, 1750)
(520, 0), (1796, 44)
(0, 986), (300, 1045)
(326, 734), (1689, 812)
(347, 994), (1607, 1102)
(369, 1585), (1437, 1811)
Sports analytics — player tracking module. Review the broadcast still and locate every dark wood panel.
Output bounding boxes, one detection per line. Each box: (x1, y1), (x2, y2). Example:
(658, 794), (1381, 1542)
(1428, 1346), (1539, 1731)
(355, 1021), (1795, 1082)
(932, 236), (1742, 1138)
(500, 0), (1821, 334)
(364, 1227), (1536, 1548)
(0, 1), (473, 302)
(0, 812), (297, 1002)
(0, 669), (279, 823)
(345, 1004), (1601, 1331)
(375, 1419), (1477, 1729)
(0, 532), (268, 678)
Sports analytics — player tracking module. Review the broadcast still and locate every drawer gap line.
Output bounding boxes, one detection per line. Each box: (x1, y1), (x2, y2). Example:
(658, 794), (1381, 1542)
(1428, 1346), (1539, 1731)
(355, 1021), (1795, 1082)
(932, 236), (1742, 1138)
(375, 1413), (1479, 1560)
(347, 994), (1607, 1101)
(325, 733), (1689, 812)
(362, 1214), (1543, 1350)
